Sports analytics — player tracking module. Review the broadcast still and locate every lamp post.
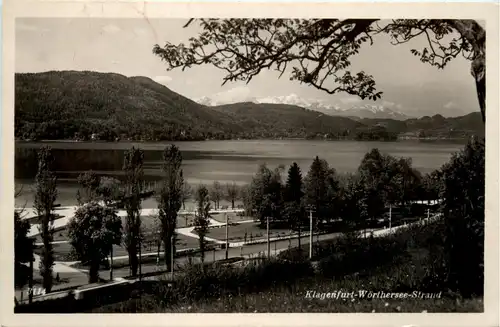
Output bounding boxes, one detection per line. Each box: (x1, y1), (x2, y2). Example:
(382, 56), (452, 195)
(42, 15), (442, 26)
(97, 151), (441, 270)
(171, 235), (175, 280)
(267, 216), (270, 257)
(389, 205), (392, 232)
(225, 213), (229, 260)
(307, 205), (315, 259)
(109, 245), (114, 281)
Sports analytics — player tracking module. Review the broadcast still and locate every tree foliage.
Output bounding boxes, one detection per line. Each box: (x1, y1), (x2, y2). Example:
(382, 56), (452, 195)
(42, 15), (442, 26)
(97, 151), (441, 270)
(225, 182), (240, 210)
(181, 181), (192, 210)
(154, 19), (485, 121)
(14, 210), (34, 288)
(283, 163), (305, 246)
(157, 145), (184, 271)
(122, 147), (144, 277)
(304, 156), (336, 224)
(248, 164), (285, 225)
(209, 181), (224, 209)
(76, 170), (101, 205)
(68, 203), (122, 283)
(440, 137), (484, 297)
(97, 176), (125, 206)
(194, 185), (211, 264)
(34, 146), (58, 292)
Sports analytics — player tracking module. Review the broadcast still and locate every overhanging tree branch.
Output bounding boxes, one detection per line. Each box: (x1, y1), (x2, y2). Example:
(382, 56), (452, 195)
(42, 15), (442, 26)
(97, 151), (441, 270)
(153, 18), (486, 122)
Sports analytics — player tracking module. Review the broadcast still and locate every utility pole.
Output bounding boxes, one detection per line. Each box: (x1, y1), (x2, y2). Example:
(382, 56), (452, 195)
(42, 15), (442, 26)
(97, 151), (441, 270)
(109, 246), (114, 281)
(138, 237), (142, 281)
(171, 235), (174, 280)
(267, 216), (270, 257)
(309, 207), (313, 259)
(389, 205), (392, 232)
(28, 257), (33, 304)
(225, 213), (229, 260)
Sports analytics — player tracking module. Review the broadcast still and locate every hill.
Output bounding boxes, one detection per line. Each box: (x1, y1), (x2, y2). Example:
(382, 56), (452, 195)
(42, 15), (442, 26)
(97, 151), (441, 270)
(15, 71), (484, 142)
(15, 71), (364, 141)
(210, 102), (364, 139)
(360, 112), (484, 139)
(15, 71), (243, 141)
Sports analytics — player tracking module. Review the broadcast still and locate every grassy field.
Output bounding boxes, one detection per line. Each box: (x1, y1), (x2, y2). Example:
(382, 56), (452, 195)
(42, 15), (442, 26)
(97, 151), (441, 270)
(206, 222), (294, 242)
(34, 232), (204, 262)
(210, 212), (253, 224)
(87, 220), (484, 313)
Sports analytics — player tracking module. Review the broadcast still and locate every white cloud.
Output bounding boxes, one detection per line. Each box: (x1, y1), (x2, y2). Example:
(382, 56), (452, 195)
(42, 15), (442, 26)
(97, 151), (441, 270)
(133, 27), (149, 36)
(443, 101), (457, 109)
(102, 24), (121, 34)
(339, 96), (363, 105)
(210, 86), (252, 104)
(16, 22), (50, 33)
(153, 75), (173, 85)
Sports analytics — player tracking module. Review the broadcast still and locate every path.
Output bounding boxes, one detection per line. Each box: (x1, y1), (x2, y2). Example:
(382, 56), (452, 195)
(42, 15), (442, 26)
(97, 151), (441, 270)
(19, 206), (245, 238)
(16, 216), (439, 303)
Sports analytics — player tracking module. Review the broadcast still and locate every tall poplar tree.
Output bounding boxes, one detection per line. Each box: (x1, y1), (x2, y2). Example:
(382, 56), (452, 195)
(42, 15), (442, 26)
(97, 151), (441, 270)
(194, 185), (211, 265)
(122, 147), (144, 277)
(157, 145), (183, 271)
(34, 146), (58, 292)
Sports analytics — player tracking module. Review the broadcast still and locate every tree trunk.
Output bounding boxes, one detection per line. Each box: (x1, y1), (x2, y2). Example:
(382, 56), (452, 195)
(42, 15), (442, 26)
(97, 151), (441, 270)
(297, 223), (301, 248)
(231, 199), (235, 210)
(163, 233), (171, 271)
(475, 66), (486, 123)
(89, 260), (100, 283)
(41, 212), (53, 293)
(129, 246), (138, 277)
(448, 20), (486, 123)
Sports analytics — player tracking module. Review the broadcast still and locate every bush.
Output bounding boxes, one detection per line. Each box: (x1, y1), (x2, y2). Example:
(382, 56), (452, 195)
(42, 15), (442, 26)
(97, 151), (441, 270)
(440, 138), (484, 297)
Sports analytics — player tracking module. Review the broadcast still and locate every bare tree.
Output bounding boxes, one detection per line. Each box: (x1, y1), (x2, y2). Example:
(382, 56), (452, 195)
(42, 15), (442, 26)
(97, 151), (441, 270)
(209, 181), (223, 210)
(225, 182), (239, 210)
(181, 181), (192, 210)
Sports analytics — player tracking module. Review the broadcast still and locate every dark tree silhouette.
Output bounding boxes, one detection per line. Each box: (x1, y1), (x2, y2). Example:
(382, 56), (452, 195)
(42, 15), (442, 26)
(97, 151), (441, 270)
(122, 147), (144, 277)
(154, 19), (485, 122)
(194, 185), (211, 265)
(34, 146), (58, 292)
(157, 145), (184, 271)
(284, 163), (305, 247)
(68, 203), (122, 283)
(440, 137), (484, 297)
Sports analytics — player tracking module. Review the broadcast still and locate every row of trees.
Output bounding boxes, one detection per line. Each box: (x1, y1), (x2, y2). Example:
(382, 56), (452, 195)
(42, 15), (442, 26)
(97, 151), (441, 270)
(15, 144), (221, 287)
(240, 137), (484, 296)
(243, 148), (440, 237)
(181, 180), (242, 211)
(15, 138), (484, 297)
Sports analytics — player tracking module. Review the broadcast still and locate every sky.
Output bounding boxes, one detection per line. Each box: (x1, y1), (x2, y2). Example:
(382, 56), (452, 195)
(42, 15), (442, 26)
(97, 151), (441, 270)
(15, 18), (480, 117)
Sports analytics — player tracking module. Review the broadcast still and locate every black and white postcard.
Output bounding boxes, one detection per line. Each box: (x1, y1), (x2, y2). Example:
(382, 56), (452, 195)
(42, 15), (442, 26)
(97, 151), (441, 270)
(1, 1), (498, 327)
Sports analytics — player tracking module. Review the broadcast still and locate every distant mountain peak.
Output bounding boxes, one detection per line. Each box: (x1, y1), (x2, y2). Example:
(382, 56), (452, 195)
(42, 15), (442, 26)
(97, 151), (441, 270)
(195, 93), (411, 120)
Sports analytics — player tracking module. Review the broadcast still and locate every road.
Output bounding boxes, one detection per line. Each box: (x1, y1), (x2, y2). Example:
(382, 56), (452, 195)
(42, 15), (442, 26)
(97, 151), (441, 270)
(16, 217), (434, 302)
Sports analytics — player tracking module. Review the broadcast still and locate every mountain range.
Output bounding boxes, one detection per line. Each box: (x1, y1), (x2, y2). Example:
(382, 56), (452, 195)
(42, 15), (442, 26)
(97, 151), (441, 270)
(196, 93), (412, 120)
(15, 71), (484, 142)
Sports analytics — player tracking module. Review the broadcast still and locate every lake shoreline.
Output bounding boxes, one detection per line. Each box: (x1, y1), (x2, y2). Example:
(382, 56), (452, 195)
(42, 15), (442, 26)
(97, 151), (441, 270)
(15, 137), (471, 146)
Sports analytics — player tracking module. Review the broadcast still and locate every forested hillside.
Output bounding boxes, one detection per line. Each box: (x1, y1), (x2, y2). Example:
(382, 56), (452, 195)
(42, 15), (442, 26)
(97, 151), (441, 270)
(15, 71), (484, 142)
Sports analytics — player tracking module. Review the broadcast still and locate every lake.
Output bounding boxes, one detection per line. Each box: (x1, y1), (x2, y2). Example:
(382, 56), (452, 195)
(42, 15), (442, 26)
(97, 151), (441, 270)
(15, 140), (466, 208)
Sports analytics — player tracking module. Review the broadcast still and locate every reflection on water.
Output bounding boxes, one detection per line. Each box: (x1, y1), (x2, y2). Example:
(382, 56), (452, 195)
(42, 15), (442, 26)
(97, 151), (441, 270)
(15, 140), (465, 207)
